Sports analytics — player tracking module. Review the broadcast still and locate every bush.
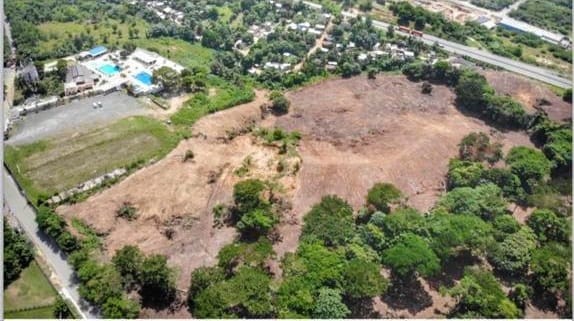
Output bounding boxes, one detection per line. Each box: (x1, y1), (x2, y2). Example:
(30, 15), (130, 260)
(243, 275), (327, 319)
(301, 195), (355, 247)
(488, 227), (537, 275)
(269, 91), (290, 115)
(458, 132), (503, 164)
(366, 182), (402, 213)
(233, 179), (267, 215)
(438, 183), (507, 221)
(526, 209), (569, 243)
(506, 146), (551, 192)
(116, 202), (138, 221)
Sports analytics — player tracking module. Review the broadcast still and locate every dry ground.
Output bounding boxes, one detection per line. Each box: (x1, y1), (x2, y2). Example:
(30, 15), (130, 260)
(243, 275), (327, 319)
(273, 75), (533, 257)
(484, 70), (572, 123)
(57, 74), (561, 318)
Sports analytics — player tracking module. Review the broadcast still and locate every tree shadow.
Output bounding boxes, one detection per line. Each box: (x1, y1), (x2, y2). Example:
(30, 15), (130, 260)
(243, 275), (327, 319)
(345, 297), (381, 319)
(140, 287), (177, 311)
(382, 275), (432, 314)
(427, 251), (480, 290)
(530, 289), (559, 314)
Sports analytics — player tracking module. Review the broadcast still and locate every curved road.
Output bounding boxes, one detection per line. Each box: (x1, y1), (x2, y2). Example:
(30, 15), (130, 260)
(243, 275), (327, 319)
(3, 168), (99, 319)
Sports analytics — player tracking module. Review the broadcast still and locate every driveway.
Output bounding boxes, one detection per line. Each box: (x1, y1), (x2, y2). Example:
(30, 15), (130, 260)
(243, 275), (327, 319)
(6, 91), (149, 145)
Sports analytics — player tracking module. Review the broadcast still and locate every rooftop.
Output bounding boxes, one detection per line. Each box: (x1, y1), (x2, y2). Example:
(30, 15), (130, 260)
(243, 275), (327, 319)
(89, 46), (108, 57)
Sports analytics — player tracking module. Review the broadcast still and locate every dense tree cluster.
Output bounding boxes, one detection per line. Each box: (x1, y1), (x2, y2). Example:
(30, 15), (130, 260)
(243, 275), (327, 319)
(3, 224), (34, 287)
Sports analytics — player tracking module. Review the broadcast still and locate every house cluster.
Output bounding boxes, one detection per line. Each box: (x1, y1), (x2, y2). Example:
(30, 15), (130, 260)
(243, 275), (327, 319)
(287, 20), (326, 36)
(248, 22), (276, 43)
(130, 0), (185, 25)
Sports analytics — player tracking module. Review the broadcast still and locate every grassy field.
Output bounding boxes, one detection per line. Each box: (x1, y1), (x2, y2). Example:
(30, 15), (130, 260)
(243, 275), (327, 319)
(134, 37), (215, 69)
(4, 116), (179, 203)
(3, 261), (58, 318)
(38, 17), (149, 56)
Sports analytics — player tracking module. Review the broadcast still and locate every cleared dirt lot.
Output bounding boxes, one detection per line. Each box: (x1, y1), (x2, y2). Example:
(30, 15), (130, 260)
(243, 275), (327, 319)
(58, 75), (548, 317)
(274, 75), (533, 257)
(57, 92), (279, 295)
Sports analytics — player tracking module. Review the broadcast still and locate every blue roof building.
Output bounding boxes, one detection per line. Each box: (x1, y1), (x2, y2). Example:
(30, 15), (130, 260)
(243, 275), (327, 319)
(88, 46), (108, 57)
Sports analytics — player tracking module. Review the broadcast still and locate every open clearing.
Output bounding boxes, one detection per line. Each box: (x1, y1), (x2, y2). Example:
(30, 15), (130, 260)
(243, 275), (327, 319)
(5, 116), (178, 203)
(3, 260), (58, 317)
(54, 74), (548, 317)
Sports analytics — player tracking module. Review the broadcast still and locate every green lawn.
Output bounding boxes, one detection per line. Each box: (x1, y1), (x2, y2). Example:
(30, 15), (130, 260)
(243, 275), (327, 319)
(134, 37), (215, 69)
(3, 261), (58, 316)
(4, 116), (179, 203)
(39, 17), (149, 56)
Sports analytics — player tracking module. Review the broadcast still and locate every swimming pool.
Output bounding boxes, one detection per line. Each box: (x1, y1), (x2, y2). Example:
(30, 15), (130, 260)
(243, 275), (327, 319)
(98, 64), (120, 76)
(134, 71), (153, 86)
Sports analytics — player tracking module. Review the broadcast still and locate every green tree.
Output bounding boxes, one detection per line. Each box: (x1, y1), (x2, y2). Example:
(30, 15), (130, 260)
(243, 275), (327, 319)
(269, 91), (290, 115)
(112, 245), (144, 286)
(237, 208), (278, 236)
(366, 182), (402, 213)
(313, 288), (350, 319)
(382, 233), (440, 278)
(78, 265), (123, 305)
(542, 128), (572, 171)
(509, 283), (531, 310)
(301, 195), (355, 247)
(233, 179), (267, 214)
(341, 259), (388, 299)
(437, 183), (507, 221)
(530, 243), (570, 294)
(188, 266), (226, 311)
(53, 297), (72, 319)
(454, 70), (493, 111)
(152, 66), (180, 93)
(527, 209), (569, 243)
(102, 296), (140, 319)
(488, 227), (537, 275)
(428, 213), (494, 259)
(458, 132), (502, 164)
(380, 207), (426, 243)
(139, 254), (175, 300)
(3, 224), (34, 286)
(448, 267), (520, 318)
(492, 214), (520, 241)
(447, 160), (485, 189)
(506, 146), (551, 192)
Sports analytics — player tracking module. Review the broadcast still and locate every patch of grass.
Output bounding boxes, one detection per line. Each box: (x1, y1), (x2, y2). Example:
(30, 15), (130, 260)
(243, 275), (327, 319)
(39, 18), (148, 58)
(216, 6), (234, 23)
(4, 116), (179, 203)
(3, 261), (58, 312)
(134, 37), (215, 69)
(71, 218), (102, 251)
(171, 81), (255, 126)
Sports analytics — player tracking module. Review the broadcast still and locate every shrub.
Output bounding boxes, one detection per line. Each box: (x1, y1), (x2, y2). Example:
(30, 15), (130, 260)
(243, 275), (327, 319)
(116, 202), (138, 221)
(366, 182), (402, 213)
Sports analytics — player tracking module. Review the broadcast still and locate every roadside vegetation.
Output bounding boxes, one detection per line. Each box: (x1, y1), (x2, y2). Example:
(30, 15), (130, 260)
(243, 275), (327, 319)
(3, 225), (76, 319)
(385, 1), (571, 73)
(509, 0), (572, 36)
(470, 0), (518, 10)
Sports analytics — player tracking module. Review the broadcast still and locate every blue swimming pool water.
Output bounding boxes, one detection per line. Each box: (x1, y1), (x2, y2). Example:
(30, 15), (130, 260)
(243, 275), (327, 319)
(134, 71), (153, 86)
(99, 64), (120, 76)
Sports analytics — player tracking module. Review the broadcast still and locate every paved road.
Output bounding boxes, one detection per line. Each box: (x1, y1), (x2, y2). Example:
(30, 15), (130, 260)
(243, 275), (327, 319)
(340, 11), (572, 89)
(3, 168), (99, 318)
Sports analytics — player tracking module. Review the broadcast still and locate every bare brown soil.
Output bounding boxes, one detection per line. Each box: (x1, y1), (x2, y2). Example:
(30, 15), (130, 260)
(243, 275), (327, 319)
(57, 91), (273, 298)
(273, 75), (532, 257)
(57, 74), (543, 318)
(484, 71), (572, 123)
